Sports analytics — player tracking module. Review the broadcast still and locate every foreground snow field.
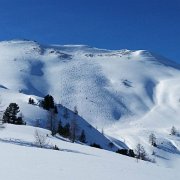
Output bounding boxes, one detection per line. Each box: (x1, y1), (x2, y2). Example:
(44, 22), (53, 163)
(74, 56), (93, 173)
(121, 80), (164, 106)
(0, 125), (179, 180)
(0, 40), (180, 178)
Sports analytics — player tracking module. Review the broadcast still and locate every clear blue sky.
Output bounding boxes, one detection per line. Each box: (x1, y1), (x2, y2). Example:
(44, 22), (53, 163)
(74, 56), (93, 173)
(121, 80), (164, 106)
(0, 0), (179, 62)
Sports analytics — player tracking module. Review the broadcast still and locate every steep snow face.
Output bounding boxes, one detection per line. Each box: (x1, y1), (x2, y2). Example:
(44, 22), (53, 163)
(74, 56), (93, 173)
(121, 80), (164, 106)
(0, 40), (179, 127)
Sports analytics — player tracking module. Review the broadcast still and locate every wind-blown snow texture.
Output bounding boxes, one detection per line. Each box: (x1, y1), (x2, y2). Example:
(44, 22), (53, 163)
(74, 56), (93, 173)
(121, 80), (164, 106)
(0, 40), (180, 173)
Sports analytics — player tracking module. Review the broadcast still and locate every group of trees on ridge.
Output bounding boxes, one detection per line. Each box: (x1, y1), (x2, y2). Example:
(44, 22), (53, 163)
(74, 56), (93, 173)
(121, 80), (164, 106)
(33, 95), (86, 143)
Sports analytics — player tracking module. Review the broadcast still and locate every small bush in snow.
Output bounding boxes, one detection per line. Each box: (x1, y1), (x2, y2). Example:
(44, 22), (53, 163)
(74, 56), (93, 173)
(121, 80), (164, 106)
(34, 129), (48, 148)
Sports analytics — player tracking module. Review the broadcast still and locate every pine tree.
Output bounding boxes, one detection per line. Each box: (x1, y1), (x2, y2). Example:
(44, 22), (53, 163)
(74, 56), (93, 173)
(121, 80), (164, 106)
(3, 103), (20, 124)
(28, 98), (32, 104)
(128, 149), (135, 157)
(58, 121), (70, 138)
(79, 130), (86, 143)
(58, 120), (64, 135)
(63, 123), (70, 138)
(42, 95), (55, 110)
(28, 98), (35, 105)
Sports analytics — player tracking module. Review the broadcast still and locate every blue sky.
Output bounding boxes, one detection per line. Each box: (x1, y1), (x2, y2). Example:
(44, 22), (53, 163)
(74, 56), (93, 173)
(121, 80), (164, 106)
(0, 0), (179, 62)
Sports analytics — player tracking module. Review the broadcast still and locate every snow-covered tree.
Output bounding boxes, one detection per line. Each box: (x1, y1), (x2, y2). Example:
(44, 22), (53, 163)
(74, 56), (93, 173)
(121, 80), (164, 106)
(135, 143), (147, 160)
(149, 133), (157, 147)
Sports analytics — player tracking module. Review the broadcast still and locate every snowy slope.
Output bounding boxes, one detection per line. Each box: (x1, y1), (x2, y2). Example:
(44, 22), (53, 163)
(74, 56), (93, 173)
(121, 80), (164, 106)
(0, 124), (179, 180)
(0, 40), (180, 167)
(0, 40), (179, 126)
(0, 86), (120, 151)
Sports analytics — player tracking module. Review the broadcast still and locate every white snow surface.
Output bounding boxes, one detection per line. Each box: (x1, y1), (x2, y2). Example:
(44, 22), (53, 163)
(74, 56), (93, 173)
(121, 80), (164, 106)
(0, 124), (179, 180)
(0, 40), (180, 177)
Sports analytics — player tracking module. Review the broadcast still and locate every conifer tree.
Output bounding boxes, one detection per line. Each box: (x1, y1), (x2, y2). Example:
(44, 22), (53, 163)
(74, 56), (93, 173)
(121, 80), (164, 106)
(28, 98), (35, 105)
(79, 130), (86, 143)
(42, 95), (55, 110)
(3, 103), (20, 124)
(63, 123), (70, 138)
(58, 120), (64, 135)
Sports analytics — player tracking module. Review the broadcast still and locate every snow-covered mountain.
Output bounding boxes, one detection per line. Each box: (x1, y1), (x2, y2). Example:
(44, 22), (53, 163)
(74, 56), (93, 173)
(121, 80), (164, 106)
(0, 39), (180, 170)
(1, 40), (179, 125)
